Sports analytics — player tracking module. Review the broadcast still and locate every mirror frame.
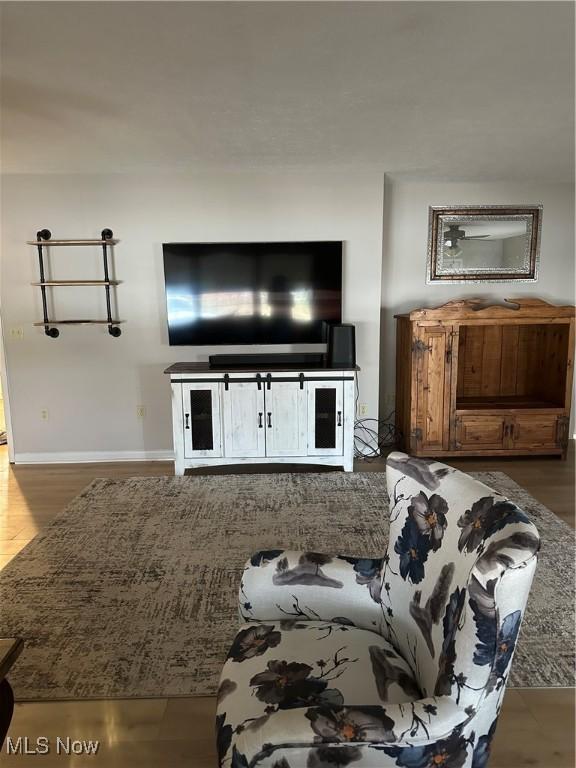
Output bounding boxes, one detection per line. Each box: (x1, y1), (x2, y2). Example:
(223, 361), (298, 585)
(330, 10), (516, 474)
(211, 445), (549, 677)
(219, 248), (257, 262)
(426, 205), (543, 284)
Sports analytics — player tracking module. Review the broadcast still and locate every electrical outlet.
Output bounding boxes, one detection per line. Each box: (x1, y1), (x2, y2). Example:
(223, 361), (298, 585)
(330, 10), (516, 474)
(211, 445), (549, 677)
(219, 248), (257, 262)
(136, 405), (146, 419)
(10, 327), (24, 340)
(40, 408), (49, 421)
(359, 404), (369, 417)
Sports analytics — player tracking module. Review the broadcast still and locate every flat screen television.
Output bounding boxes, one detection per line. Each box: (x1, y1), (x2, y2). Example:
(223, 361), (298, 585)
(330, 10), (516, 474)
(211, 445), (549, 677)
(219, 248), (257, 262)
(162, 241), (342, 346)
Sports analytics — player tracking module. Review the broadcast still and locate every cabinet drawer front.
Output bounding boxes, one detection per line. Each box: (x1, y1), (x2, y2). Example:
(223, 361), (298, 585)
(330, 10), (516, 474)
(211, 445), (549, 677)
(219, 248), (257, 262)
(182, 383), (222, 458)
(265, 382), (308, 457)
(307, 381), (344, 456)
(222, 383), (266, 458)
(513, 415), (559, 448)
(456, 416), (507, 450)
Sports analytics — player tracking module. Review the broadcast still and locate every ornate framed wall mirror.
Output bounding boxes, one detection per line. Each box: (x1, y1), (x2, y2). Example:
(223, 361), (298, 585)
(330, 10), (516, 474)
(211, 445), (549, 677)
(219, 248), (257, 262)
(427, 205), (543, 283)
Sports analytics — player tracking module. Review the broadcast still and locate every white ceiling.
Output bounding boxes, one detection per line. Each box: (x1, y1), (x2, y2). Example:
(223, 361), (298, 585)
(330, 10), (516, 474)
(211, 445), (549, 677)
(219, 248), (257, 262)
(1, 1), (573, 179)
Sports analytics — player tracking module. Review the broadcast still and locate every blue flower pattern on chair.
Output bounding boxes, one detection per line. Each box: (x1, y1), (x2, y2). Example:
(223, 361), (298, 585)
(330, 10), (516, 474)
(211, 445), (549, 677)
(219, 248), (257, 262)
(339, 557), (385, 603)
(457, 498), (530, 554)
(395, 492), (448, 584)
(380, 726), (472, 767)
(470, 717), (498, 768)
(216, 452), (540, 767)
(468, 576), (523, 692)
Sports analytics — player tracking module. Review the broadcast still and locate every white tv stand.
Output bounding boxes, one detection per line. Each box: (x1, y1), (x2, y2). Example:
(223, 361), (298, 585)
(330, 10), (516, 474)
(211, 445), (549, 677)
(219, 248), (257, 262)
(164, 362), (358, 475)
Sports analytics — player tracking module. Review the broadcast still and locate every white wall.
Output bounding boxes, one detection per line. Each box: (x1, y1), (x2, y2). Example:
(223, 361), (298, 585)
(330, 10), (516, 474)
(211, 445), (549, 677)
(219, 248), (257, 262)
(1, 171), (384, 460)
(2, 172), (573, 460)
(380, 177), (575, 420)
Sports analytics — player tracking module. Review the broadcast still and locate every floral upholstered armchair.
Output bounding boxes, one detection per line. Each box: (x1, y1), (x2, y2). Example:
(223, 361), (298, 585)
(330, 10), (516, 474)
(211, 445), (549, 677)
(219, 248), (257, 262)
(216, 452), (540, 768)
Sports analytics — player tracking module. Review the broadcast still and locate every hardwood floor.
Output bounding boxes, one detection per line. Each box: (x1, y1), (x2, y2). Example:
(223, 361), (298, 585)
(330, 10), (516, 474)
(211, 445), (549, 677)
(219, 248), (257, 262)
(0, 444), (573, 766)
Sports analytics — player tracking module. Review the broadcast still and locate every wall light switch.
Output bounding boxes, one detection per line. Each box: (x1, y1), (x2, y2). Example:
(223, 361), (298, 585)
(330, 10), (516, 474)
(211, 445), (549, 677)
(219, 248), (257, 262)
(10, 327), (24, 340)
(359, 404), (369, 417)
(136, 405), (146, 419)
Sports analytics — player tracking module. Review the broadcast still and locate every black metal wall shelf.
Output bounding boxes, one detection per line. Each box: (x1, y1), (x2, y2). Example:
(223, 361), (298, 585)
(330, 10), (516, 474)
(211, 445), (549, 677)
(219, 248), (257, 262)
(29, 229), (122, 338)
(32, 280), (121, 287)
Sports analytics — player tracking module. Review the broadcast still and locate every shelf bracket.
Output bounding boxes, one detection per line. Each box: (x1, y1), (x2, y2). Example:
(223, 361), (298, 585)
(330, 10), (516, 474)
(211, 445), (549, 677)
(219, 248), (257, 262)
(100, 229), (121, 337)
(35, 229), (59, 337)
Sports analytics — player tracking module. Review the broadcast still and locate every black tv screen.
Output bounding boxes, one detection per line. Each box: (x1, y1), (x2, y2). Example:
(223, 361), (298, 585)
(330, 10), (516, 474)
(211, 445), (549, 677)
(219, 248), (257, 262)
(162, 241), (342, 346)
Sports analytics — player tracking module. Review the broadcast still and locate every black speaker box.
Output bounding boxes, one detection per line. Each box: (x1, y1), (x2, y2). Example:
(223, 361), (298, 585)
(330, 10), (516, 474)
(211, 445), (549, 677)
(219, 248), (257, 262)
(328, 324), (356, 368)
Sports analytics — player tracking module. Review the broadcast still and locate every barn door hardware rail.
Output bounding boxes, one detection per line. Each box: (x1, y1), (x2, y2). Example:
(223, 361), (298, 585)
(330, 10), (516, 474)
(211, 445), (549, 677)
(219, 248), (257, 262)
(28, 229), (122, 338)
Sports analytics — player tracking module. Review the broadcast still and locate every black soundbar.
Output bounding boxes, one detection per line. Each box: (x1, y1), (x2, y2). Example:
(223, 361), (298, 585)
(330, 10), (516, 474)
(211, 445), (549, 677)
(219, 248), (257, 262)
(209, 352), (326, 368)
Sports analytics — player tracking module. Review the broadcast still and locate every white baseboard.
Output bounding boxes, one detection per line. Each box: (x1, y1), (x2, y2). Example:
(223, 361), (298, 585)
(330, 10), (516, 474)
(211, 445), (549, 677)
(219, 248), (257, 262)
(13, 438), (574, 465)
(13, 450), (175, 464)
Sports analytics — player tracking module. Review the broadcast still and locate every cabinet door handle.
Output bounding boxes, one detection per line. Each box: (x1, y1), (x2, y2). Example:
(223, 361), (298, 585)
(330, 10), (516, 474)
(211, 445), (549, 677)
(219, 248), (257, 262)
(258, 412), (263, 428)
(267, 412), (272, 428)
(185, 413), (190, 430)
(337, 410), (342, 427)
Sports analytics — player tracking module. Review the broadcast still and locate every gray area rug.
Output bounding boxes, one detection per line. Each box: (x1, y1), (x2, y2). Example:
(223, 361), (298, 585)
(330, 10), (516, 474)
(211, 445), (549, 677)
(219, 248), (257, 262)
(0, 471), (573, 700)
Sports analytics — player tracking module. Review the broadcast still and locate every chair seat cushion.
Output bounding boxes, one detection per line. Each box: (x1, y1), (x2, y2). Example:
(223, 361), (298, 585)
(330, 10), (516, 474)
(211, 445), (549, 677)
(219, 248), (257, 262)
(216, 620), (422, 765)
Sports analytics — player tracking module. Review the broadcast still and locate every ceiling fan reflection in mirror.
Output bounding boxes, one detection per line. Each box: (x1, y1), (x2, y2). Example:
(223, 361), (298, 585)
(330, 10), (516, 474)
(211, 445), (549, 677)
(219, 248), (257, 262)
(444, 224), (490, 247)
(443, 224), (491, 260)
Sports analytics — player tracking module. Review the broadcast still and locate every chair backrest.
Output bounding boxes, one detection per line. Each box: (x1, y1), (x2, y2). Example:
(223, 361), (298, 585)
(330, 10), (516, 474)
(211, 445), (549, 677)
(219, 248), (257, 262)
(381, 452), (539, 712)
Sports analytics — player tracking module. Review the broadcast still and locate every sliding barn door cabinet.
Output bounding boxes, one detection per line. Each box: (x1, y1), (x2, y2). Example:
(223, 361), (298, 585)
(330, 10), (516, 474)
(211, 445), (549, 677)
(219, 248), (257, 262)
(165, 363), (356, 474)
(395, 299), (575, 458)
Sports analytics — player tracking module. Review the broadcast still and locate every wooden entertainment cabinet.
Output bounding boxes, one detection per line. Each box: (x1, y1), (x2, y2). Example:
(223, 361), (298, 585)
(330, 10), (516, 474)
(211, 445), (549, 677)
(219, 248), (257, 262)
(395, 299), (575, 458)
(165, 362), (357, 474)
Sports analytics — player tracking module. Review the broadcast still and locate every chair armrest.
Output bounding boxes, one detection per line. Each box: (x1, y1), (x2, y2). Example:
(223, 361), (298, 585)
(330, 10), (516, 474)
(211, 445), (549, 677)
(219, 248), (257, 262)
(0, 639), (23, 681)
(239, 550), (384, 632)
(234, 695), (471, 765)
